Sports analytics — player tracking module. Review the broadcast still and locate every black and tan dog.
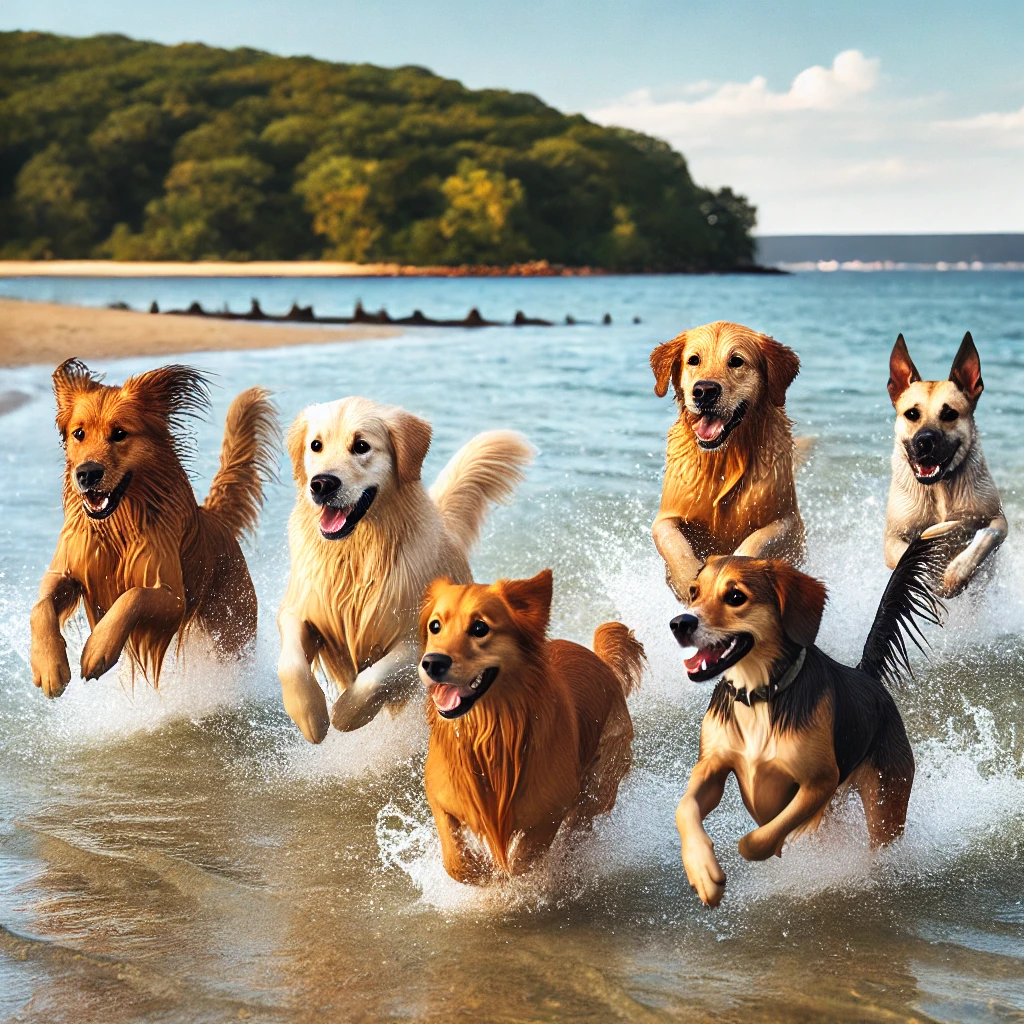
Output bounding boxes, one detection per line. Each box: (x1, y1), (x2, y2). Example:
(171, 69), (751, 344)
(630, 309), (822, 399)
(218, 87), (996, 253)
(886, 332), (1007, 597)
(670, 539), (942, 907)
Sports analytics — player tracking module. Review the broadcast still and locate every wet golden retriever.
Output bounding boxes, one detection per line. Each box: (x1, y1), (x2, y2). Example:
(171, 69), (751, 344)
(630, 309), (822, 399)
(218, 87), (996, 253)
(886, 332), (1007, 597)
(670, 539), (942, 907)
(650, 321), (804, 597)
(418, 570), (645, 881)
(279, 397), (533, 743)
(31, 359), (277, 696)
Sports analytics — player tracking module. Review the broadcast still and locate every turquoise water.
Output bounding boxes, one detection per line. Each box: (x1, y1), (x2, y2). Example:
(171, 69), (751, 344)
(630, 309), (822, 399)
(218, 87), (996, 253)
(0, 272), (1022, 1022)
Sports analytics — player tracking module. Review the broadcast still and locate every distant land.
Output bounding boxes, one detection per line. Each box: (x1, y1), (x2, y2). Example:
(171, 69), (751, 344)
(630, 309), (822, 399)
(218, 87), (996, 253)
(756, 234), (1024, 267)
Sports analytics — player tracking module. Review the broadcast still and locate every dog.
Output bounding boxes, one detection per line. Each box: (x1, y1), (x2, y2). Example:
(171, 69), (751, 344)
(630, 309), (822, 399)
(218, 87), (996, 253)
(670, 538), (942, 907)
(650, 321), (804, 598)
(278, 397), (533, 743)
(417, 569), (645, 881)
(886, 332), (1007, 597)
(30, 359), (277, 697)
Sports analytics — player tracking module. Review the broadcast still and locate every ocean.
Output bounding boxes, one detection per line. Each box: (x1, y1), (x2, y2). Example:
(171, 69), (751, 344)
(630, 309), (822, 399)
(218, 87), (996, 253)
(0, 271), (1022, 1022)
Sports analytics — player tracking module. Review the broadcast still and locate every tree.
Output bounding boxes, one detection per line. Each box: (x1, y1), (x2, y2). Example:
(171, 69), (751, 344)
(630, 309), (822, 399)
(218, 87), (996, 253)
(438, 160), (526, 264)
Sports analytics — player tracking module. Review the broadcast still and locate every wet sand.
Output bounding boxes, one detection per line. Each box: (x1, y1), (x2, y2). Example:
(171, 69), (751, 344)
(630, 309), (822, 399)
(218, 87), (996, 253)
(0, 297), (398, 368)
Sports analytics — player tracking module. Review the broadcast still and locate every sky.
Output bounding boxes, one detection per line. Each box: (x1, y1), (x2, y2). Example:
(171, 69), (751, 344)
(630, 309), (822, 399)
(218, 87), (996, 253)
(5, 1), (1023, 234)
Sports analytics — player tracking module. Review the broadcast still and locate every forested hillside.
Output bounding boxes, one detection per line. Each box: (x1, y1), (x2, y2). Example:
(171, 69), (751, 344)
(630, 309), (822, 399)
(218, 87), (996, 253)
(0, 31), (757, 270)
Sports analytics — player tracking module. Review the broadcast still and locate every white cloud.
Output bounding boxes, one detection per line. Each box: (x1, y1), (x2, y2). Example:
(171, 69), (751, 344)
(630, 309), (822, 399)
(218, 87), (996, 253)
(586, 51), (1024, 233)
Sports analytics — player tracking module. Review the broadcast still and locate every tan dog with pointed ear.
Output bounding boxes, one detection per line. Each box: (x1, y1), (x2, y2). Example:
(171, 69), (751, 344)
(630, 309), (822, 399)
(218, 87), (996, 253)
(650, 321), (804, 597)
(278, 397), (533, 743)
(30, 359), (277, 697)
(886, 332), (1006, 597)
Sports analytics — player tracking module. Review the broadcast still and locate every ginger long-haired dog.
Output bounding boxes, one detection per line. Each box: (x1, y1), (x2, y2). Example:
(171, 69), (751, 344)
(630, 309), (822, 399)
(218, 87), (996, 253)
(418, 570), (645, 881)
(670, 539), (942, 907)
(30, 359), (277, 697)
(886, 332), (1007, 597)
(650, 321), (805, 598)
(279, 398), (533, 743)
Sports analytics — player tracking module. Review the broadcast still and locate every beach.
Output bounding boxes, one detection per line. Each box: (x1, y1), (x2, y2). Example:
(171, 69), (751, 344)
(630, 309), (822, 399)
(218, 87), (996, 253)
(0, 297), (397, 368)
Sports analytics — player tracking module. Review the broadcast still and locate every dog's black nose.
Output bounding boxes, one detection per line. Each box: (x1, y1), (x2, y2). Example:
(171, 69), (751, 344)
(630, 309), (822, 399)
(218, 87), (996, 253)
(691, 380), (722, 410)
(75, 462), (104, 490)
(309, 473), (341, 503)
(421, 653), (453, 681)
(669, 613), (699, 644)
(913, 429), (941, 457)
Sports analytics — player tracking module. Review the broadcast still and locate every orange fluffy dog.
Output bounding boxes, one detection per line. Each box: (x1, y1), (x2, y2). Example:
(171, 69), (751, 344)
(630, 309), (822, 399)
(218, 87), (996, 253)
(30, 359), (277, 696)
(650, 321), (804, 597)
(418, 570), (645, 882)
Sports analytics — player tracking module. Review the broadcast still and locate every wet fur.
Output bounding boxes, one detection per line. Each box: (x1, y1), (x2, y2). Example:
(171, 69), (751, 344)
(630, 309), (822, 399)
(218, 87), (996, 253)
(420, 571), (645, 881)
(650, 321), (804, 597)
(30, 359), (277, 696)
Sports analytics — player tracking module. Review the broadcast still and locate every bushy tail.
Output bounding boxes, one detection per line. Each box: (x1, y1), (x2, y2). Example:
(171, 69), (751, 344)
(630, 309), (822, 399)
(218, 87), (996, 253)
(858, 535), (946, 686)
(203, 387), (279, 539)
(593, 623), (646, 697)
(428, 430), (534, 551)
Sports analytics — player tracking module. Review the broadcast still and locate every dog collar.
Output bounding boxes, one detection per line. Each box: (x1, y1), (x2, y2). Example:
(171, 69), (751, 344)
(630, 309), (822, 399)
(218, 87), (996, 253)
(727, 647), (806, 707)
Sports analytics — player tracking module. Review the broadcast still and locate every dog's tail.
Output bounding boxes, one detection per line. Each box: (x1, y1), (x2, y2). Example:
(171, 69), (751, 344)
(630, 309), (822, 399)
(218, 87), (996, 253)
(858, 535), (945, 686)
(593, 623), (646, 697)
(429, 431), (534, 551)
(203, 387), (279, 540)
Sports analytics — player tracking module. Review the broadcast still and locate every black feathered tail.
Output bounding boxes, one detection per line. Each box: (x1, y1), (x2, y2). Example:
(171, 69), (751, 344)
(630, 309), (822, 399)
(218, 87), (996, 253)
(858, 536), (946, 686)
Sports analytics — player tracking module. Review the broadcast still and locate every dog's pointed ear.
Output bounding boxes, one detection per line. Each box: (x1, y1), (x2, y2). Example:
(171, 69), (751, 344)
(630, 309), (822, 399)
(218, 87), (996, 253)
(52, 358), (102, 435)
(287, 411), (308, 484)
(758, 334), (800, 406)
(949, 331), (984, 404)
(768, 561), (827, 648)
(498, 569), (553, 642)
(650, 334), (686, 398)
(121, 364), (211, 429)
(887, 334), (921, 405)
(387, 410), (432, 486)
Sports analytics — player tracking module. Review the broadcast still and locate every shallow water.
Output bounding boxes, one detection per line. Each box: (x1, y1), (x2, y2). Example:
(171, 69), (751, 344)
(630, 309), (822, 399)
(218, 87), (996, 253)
(0, 272), (1022, 1023)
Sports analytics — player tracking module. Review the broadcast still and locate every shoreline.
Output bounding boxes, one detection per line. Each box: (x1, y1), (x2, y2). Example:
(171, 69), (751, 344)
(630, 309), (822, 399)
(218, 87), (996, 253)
(0, 297), (397, 368)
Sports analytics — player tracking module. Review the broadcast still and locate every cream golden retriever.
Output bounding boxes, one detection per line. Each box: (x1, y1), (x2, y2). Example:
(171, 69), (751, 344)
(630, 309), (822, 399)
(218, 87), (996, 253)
(279, 397), (533, 743)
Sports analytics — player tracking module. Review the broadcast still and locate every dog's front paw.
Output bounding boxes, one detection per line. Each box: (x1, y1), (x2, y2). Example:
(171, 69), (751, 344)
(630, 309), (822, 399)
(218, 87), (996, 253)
(940, 556), (974, 598)
(31, 638), (72, 699)
(330, 682), (388, 733)
(920, 520), (962, 541)
(280, 673), (329, 744)
(80, 626), (123, 681)
(738, 829), (778, 862)
(682, 837), (726, 907)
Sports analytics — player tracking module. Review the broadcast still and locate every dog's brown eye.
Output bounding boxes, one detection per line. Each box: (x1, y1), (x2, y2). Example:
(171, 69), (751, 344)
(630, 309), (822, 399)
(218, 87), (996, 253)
(939, 406), (959, 423)
(469, 620), (489, 638)
(904, 408), (920, 422)
(728, 355), (744, 368)
(723, 589), (747, 607)
(687, 354), (700, 366)
(110, 427), (127, 442)
(429, 619), (442, 634)
(310, 439), (323, 452)
(351, 438), (371, 455)
(689, 585), (698, 600)
(72, 428), (85, 441)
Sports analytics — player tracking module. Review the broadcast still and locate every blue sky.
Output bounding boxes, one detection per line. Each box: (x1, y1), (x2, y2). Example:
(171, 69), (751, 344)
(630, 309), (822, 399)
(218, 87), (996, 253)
(5, 1), (1023, 233)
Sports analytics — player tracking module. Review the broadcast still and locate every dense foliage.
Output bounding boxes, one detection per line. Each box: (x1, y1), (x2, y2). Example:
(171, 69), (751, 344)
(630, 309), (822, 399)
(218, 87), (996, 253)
(0, 31), (757, 270)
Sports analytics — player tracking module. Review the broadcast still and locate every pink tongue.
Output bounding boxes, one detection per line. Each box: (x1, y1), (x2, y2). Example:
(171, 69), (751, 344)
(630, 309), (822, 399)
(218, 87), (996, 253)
(431, 686), (462, 713)
(320, 506), (349, 534)
(696, 417), (726, 442)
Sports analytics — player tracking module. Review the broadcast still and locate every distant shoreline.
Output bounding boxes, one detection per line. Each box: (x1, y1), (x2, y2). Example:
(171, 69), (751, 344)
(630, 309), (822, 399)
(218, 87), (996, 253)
(0, 297), (397, 368)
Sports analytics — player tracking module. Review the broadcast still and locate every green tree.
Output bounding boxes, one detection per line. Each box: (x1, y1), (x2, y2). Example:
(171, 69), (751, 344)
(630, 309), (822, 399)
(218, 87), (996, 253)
(438, 160), (526, 264)
(13, 144), (95, 256)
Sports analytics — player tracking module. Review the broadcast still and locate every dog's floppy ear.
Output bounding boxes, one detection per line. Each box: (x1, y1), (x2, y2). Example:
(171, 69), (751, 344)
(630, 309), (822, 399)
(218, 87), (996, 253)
(386, 409), (432, 486)
(287, 411), (308, 484)
(650, 334), (686, 398)
(949, 331), (984, 404)
(498, 569), (553, 643)
(52, 358), (102, 436)
(887, 334), (921, 405)
(758, 334), (800, 406)
(768, 561), (827, 648)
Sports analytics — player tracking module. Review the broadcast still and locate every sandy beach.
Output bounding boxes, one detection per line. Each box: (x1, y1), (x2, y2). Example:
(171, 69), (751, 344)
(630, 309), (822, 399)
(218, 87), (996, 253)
(0, 297), (397, 368)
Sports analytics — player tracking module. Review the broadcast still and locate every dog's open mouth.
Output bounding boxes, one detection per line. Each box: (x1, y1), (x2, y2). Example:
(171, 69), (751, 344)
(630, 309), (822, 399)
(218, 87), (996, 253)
(430, 666), (500, 720)
(81, 471), (132, 521)
(319, 486), (377, 539)
(692, 401), (748, 451)
(683, 632), (754, 682)
(909, 446), (959, 485)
